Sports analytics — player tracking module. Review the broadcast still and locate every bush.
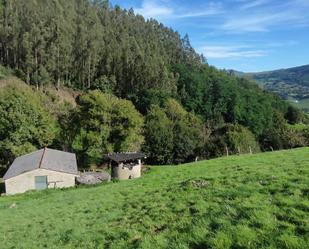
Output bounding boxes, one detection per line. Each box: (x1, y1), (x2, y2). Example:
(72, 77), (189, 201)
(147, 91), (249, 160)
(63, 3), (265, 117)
(143, 105), (174, 165)
(143, 99), (206, 164)
(205, 124), (260, 158)
(0, 84), (57, 168)
(71, 90), (144, 166)
(285, 106), (303, 124)
(225, 124), (260, 154)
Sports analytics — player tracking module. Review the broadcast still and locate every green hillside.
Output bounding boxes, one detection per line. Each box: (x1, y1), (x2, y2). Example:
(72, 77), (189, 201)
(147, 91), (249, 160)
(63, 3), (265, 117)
(2, 0), (308, 170)
(252, 65), (309, 87)
(291, 98), (309, 113)
(0, 148), (308, 249)
(245, 65), (309, 106)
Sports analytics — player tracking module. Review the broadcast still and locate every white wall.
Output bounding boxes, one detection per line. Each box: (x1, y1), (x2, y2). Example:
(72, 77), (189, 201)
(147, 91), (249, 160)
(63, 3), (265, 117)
(113, 160), (141, 180)
(5, 169), (78, 195)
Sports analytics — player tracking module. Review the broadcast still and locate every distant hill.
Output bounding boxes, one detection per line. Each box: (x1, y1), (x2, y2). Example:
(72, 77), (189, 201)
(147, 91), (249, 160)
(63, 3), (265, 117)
(230, 65), (309, 112)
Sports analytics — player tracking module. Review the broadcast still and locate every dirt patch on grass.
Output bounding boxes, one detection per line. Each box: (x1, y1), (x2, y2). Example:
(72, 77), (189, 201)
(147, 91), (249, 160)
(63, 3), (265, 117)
(181, 178), (211, 189)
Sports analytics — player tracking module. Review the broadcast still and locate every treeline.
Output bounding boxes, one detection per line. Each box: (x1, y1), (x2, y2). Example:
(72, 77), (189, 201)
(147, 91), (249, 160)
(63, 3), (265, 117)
(0, 0), (201, 95)
(0, 80), (308, 172)
(0, 0), (308, 171)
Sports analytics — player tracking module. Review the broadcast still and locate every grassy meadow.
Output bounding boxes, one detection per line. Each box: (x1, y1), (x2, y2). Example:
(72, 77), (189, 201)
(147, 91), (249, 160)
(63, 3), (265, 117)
(0, 148), (308, 249)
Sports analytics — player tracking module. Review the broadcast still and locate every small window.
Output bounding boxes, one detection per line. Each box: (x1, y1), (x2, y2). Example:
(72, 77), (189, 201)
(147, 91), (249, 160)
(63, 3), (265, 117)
(35, 176), (48, 190)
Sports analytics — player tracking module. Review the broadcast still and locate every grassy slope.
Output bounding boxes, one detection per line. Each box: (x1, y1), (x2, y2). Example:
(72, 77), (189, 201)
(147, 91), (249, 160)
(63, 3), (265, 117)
(0, 148), (308, 249)
(291, 98), (309, 112)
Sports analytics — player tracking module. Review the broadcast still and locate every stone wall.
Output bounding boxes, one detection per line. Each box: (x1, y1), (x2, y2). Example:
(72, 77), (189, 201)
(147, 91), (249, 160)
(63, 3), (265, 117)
(112, 160), (141, 180)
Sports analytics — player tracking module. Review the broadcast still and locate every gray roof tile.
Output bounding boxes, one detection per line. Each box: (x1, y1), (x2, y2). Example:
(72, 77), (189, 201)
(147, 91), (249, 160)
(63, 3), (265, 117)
(3, 148), (78, 180)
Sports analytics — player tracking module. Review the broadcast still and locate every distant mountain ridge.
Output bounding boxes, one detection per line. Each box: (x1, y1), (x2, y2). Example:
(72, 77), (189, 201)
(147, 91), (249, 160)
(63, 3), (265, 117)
(229, 65), (309, 112)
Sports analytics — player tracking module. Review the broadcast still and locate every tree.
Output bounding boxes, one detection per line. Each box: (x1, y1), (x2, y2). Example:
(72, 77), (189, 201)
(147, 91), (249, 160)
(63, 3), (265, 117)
(224, 124), (260, 154)
(205, 124), (260, 158)
(164, 99), (205, 163)
(0, 0), (184, 94)
(0, 84), (56, 167)
(144, 99), (206, 164)
(71, 90), (143, 166)
(285, 106), (303, 124)
(172, 112), (205, 163)
(109, 96), (144, 152)
(260, 111), (287, 150)
(143, 105), (174, 165)
(302, 127), (309, 146)
(0, 0), (305, 165)
(135, 89), (172, 115)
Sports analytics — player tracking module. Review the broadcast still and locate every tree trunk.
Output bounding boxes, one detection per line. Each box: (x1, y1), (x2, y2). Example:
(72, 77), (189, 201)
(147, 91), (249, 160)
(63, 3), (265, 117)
(225, 146), (229, 157)
(88, 53), (91, 88)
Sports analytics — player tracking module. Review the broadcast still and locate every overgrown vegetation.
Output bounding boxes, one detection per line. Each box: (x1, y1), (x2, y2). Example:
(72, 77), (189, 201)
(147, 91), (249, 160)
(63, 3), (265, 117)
(0, 83), (57, 169)
(0, 148), (308, 249)
(143, 100), (206, 164)
(70, 90), (144, 166)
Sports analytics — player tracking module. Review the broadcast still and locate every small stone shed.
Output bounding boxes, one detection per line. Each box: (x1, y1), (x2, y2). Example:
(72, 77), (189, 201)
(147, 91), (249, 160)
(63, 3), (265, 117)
(3, 148), (78, 195)
(107, 152), (145, 180)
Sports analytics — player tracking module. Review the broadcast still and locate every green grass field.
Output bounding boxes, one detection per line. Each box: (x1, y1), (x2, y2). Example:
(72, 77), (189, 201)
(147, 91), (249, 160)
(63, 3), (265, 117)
(290, 98), (309, 112)
(0, 148), (308, 249)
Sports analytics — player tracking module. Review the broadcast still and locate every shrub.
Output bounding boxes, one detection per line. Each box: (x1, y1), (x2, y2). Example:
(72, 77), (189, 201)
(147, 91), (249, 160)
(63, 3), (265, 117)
(0, 84), (56, 167)
(71, 90), (144, 166)
(205, 124), (260, 158)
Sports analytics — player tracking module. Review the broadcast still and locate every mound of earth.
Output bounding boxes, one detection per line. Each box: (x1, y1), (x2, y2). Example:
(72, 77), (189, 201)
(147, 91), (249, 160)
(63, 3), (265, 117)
(76, 171), (111, 185)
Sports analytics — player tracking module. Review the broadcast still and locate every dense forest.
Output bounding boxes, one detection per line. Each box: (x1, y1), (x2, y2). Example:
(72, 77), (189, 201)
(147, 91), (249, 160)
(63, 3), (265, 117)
(0, 0), (308, 173)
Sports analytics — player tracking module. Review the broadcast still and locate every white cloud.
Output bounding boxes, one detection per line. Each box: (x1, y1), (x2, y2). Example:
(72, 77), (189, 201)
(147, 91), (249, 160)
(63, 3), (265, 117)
(133, 0), (309, 32)
(264, 40), (299, 47)
(222, 14), (281, 32)
(221, 1), (309, 33)
(135, 0), (223, 20)
(135, 0), (173, 19)
(200, 45), (268, 59)
(239, 0), (268, 10)
(176, 2), (224, 18)
(176, 9), (222, 19)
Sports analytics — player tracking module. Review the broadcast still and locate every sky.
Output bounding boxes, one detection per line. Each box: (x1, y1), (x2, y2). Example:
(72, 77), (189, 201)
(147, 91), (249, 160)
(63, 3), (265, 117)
(109, 0), (309, 72)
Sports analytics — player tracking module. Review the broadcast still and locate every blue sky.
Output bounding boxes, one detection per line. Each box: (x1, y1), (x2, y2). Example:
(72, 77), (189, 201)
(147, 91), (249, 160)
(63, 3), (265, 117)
(109, 0), (309, 72)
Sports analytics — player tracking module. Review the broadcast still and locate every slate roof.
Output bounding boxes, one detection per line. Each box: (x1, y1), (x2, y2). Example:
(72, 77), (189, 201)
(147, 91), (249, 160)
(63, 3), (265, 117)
(107, 152), (146, 163)
(3, 148), (78, 180)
